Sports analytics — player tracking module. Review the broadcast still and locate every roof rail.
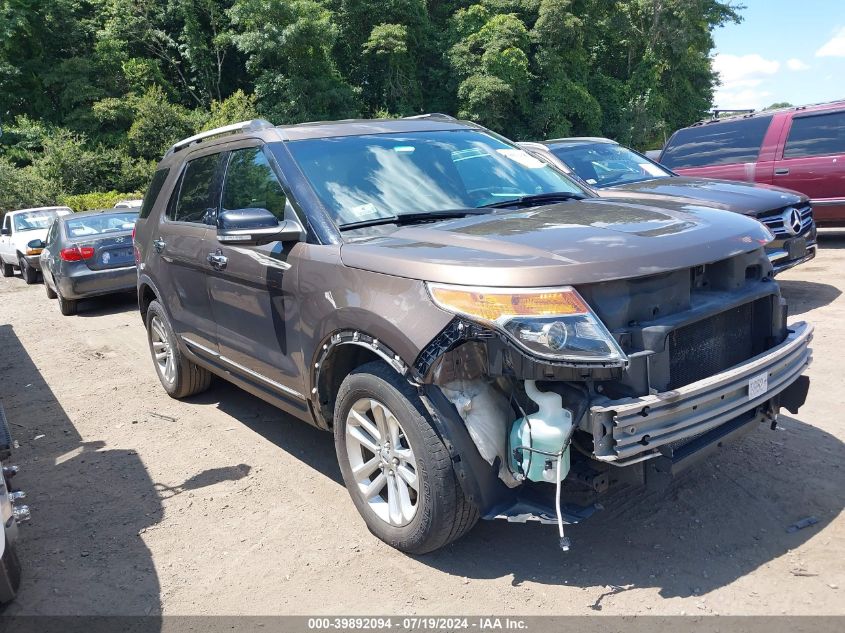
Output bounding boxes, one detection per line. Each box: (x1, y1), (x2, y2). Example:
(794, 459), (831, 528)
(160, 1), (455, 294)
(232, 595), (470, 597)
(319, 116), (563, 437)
(167, 119), (274, 155)
(402, 113), (457, 121)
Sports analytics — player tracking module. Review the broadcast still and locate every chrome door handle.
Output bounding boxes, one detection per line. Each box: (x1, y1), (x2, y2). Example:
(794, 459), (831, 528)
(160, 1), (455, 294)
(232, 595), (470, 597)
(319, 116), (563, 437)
(207, 253), (228, 270)
(153, 239), (166, 253)
(774, 168), (790, 176)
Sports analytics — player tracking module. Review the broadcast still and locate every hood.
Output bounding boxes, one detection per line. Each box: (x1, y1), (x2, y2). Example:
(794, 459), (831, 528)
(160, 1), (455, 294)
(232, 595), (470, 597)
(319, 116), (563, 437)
(340, 199), (773, 287)
(600, 176), (807, 216)
(12, 227), (49, 247)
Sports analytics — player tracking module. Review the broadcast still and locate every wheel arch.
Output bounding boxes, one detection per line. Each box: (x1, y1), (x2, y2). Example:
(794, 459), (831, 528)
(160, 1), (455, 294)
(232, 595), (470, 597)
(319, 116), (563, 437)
(137, 275), (161, 322)
(311, 330), (412, 430)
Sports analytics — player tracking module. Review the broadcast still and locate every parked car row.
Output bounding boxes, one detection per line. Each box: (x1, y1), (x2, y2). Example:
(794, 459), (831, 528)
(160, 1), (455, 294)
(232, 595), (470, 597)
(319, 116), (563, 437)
(0, 115), (814, 556)
(659, 100), (845, 227)
(519, 137), (818, 274)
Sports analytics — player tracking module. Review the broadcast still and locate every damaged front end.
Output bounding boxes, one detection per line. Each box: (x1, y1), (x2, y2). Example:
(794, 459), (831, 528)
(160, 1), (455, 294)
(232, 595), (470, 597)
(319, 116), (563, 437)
(411, 249), (813, 549)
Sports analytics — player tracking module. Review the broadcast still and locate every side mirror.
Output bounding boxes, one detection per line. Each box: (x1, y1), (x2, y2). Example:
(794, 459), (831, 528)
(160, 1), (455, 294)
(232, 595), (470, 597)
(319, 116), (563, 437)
(216, 208), (303, 246)
(27, 239), (45, 250)
(1, 227), (10, 236)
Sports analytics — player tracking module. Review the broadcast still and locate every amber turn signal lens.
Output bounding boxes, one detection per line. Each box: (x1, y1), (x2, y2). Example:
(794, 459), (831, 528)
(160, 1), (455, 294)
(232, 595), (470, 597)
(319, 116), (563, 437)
(428, 285), (588, 322)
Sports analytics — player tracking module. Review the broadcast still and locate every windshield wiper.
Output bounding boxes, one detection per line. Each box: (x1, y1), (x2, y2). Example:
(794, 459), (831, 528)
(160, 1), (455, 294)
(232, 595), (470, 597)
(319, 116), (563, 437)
(339, 208), (491, 231)
(482, 191), (586, 209)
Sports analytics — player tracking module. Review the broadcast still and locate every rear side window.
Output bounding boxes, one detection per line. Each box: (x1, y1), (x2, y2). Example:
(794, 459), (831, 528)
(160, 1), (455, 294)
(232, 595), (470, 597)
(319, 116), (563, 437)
(139, 168), (170, 219)
(784, 111), (845, 158)
(171, 153), (224, 223)
(65, 212), (138, 237)
(661, 116), (773, 169)
(222, 148), (287, 221)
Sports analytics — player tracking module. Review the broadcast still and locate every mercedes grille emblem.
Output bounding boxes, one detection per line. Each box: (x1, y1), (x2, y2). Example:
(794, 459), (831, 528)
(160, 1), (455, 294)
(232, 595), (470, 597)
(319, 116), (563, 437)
(781, 207), (802, 236)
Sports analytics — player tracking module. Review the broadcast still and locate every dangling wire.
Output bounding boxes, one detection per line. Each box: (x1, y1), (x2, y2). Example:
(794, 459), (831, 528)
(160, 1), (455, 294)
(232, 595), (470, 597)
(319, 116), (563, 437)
(555, 450), (570, 552)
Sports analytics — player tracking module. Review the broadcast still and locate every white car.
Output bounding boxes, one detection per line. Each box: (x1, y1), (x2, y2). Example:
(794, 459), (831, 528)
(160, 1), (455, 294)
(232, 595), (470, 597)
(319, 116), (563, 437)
(0, 206), (73, 284)
(113, 199), (142, 209)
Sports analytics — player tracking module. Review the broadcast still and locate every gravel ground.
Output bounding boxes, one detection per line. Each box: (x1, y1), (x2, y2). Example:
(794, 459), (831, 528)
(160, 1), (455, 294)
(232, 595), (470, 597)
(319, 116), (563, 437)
(0, 233), (843, 616)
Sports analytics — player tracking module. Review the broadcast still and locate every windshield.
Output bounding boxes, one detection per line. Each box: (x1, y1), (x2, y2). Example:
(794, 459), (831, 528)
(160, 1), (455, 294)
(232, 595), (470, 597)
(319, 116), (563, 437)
(549, 142), (673, 188)
(13, 210), (63, 232)
(65, 211), (139, 238)
(281, 129), (586, 228)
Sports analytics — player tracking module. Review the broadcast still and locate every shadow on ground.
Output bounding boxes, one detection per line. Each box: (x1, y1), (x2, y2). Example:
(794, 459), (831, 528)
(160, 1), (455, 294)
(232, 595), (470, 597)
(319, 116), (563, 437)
(189, 377), (843, 604)
(416, 413), (843, 603)
(779, 279), (841, 316)
(0, 323), (162, 619)
(187, 380), (343, 487)
(72, 291), (138, 318)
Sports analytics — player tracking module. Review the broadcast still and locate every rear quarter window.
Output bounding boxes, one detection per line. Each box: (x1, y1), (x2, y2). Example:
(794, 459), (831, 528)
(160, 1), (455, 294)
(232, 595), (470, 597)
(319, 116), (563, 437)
(784, 111), (845, 158)
(661, 116), (773, 169)
(139, 168), (170, 219)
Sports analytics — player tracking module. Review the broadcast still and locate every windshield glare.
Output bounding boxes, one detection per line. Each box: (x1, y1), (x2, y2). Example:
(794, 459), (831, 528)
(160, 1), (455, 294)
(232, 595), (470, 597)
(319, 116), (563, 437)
(549, 143), (672, 188)
(13, 210), (62, 232)
(282, 130), (585, 228)
(65, 212), (139, 238)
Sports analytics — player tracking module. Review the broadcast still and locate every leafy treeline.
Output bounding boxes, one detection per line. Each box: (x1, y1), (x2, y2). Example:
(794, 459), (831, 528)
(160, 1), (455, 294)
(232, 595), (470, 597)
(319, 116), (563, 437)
(0, 0), (741, 211)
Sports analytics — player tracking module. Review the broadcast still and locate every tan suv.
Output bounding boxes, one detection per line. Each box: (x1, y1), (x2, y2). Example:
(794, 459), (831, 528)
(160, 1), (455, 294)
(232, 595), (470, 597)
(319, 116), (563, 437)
(133, 116), (812, 553)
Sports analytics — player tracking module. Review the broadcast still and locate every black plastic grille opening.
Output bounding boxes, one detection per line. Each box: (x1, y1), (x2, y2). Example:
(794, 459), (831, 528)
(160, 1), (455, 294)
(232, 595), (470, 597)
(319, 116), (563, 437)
(667, 302), (754, 390)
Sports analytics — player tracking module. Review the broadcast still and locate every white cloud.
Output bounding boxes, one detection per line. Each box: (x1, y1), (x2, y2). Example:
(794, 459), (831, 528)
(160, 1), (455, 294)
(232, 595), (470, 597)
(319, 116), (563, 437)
(713, 53), (780, 85)
(786, 58), (810, 71)
(714, 87), (773, 110)
(816, 26), (845, 57)
(712, 53), (780, 110)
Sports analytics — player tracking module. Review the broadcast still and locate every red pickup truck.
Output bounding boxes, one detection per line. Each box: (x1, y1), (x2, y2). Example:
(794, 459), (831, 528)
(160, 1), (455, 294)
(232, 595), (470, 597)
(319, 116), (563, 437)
(660, 101), (845, 226)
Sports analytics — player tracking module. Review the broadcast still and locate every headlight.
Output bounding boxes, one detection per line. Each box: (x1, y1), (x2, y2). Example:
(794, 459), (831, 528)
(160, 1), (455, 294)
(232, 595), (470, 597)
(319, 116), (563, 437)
(427, 283), (626, 363)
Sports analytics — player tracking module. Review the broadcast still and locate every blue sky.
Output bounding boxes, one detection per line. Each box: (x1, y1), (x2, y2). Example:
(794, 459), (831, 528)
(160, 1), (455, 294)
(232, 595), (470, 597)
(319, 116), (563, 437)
(712, 0), (845, 110)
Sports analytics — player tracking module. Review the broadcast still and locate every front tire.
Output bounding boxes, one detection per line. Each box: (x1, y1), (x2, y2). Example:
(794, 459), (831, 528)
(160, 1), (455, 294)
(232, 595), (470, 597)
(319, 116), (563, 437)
(0, 259), (12, 278)
(18, 257), (37, 285)
(334, 361), (478, 554)
(145, 300), (211, 398)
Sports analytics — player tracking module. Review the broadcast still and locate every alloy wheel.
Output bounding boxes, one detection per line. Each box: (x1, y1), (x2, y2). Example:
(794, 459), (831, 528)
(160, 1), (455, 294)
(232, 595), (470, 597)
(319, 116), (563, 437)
(345, 398), (419, 526)
(150, 316), (176, 385)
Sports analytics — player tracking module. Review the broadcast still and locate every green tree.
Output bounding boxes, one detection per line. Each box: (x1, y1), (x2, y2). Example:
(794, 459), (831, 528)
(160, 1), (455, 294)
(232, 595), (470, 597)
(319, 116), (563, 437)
(202, 89), (259, 130)
(0, 0), (747, 200)
(0, 159), (59, 212)
(127, 86), (197, 159)
(96, 0), (241, 107)
(229, 0), (360, 123)
(330, 0), (431, 115)
(449, 7), (533, 135)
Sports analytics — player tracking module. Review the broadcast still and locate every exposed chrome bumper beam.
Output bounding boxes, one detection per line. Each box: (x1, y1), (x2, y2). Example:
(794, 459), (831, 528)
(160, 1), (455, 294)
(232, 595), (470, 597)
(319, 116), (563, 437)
(589, 322), (813, 463)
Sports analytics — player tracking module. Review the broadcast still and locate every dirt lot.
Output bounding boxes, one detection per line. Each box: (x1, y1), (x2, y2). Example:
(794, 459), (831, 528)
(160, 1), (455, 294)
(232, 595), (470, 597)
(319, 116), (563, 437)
(1, 234), (843, 617)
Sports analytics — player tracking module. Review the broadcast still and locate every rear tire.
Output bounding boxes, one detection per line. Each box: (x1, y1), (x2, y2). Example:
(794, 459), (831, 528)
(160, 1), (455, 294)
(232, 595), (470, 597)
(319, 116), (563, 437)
(145, 300), (211, 398)
(334, 361), (478, 554)
(57, 291), (77, 316)
(1, 259), (14, 278)
(44, 278), (57, 299)
(18, 257), (37, 285)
